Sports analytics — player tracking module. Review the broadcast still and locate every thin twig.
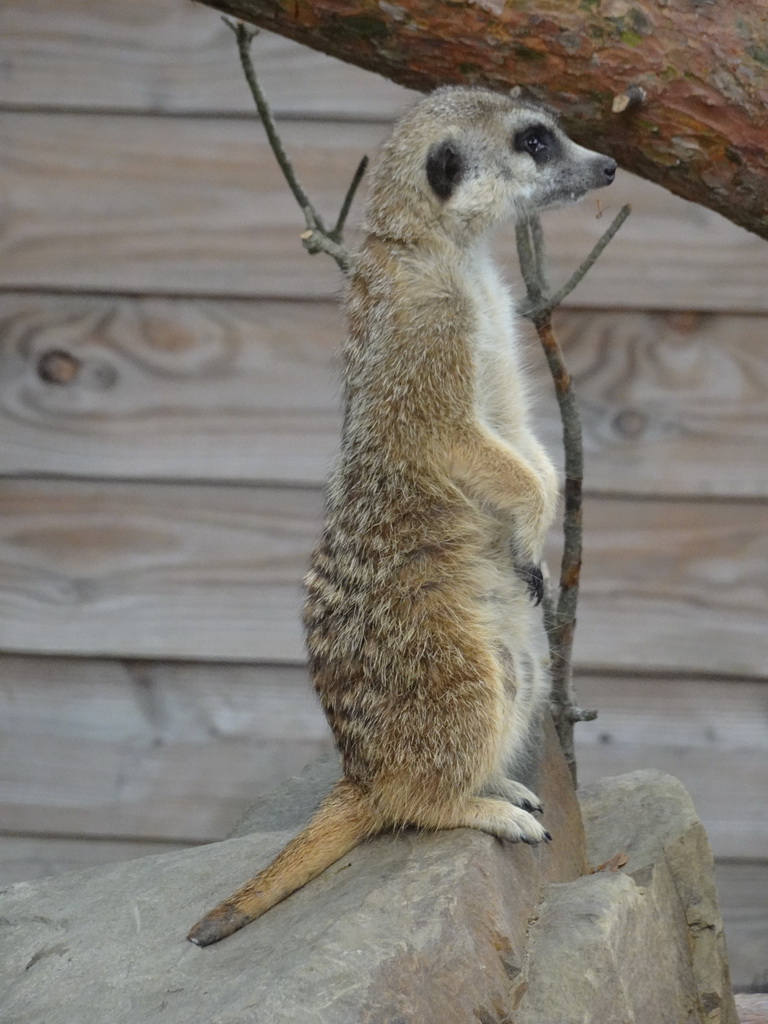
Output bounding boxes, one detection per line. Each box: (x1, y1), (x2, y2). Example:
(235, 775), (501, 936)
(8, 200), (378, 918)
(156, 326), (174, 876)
(333, 155), (369, 240)
(228, 19), (321, 230)
(515, 219), (545, 307)
(533, 312), (586, 781)
(546, 203), (631, 310)
(530, 215), (547, 291)
(570, 707), (598, 723)
(515, 204), (628, 782)
(227, 17), (362, 273)
(520, 204), (632, 320)
(300, 227), (355, 271)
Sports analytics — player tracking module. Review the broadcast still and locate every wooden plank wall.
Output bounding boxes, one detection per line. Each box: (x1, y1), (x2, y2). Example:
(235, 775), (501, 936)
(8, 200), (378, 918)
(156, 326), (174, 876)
(1, 0), (766, 990)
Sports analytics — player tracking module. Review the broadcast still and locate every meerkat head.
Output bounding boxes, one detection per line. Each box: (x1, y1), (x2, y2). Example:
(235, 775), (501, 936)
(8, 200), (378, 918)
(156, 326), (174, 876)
(366, 86), (616, 244)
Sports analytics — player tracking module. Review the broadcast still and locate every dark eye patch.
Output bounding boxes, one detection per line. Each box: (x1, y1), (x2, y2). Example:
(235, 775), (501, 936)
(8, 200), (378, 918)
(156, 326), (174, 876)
(513, 123), (559, 166)
(426, 139), (465, 201)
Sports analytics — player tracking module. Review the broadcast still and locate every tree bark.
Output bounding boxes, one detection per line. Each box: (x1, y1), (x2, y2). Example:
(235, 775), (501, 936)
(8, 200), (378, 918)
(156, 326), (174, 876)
(200, 0), (768, 240)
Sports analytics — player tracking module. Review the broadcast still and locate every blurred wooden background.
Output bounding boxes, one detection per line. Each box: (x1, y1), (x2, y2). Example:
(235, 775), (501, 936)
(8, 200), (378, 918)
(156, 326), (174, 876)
(1, 0), (766, 991)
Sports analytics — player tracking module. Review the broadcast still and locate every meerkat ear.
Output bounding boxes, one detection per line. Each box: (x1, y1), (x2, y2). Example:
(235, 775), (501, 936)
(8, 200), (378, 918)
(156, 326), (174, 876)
(426, 139), (465, 201)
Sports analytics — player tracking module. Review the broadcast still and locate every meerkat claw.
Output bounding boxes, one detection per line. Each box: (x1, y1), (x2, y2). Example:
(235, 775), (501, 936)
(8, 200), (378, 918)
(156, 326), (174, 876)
(517, 562), (544, 605)
(482, 776), (543, 814)
(520, 797), (545, 815)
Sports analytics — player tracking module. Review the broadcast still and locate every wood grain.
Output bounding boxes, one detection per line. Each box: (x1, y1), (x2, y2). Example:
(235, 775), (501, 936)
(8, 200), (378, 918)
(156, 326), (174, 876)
(0, 479), (765, 675)
(0, 656), (765, 857)
(0, 2), (413, 117)
(1, 655), (764, 987)
(736, 993), (768, 1022)
(552, 309), (768, 500)
(1, 113), (766, 310)
(570, 498), (768, 679)
(0, 657), (332, 842)
(575, 674), (768, 859)
(0, 294), (344, 485)
(0, 480), (319, 662)
(714, 863), (768, 993)
(2, 294), (768, 499)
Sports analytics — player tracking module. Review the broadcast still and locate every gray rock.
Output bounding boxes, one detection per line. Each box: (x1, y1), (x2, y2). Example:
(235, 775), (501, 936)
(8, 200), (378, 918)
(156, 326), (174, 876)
(0, 748), (737, 1024)
(515, 771), (739, 1024)
(517, 870), (699, 1024)
(583, 770), (739, 1024)
(0, 717), (583, 1024)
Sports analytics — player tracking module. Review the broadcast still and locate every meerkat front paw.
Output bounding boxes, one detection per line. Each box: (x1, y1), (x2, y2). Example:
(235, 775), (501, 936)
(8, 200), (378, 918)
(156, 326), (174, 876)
(516, 455), (559, 566)
(480, 775), (543, 814)
(510, 527), (546, 603)
(515, 561), (544, 605)
(510, 482), (555, 571)
(492, 803), (552, 845)
(457, 797), (552, 845)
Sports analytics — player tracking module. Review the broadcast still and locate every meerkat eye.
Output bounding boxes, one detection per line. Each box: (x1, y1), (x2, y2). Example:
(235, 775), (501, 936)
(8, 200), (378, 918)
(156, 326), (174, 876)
(514, 124), (556, 166)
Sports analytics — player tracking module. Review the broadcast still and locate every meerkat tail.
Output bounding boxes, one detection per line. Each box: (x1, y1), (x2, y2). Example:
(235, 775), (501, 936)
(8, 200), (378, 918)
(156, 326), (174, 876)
(187, 780), (377, 947)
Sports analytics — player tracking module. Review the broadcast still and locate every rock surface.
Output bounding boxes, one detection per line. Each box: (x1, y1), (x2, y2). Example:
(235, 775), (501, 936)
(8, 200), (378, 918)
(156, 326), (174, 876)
(0, 737), (738, 1023)
(583, 770), (738, 1024)
(517, 770), (739, 1024)
(0, 718), (583, 1024)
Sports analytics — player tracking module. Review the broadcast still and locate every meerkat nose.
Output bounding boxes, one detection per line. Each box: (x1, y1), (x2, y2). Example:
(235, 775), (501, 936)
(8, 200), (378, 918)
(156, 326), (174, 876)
(603, 158), (618, 183)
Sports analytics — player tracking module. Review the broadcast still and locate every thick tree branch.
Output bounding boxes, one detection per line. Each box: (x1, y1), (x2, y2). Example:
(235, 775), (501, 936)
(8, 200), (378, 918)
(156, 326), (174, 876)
(201, 0), (768, 241)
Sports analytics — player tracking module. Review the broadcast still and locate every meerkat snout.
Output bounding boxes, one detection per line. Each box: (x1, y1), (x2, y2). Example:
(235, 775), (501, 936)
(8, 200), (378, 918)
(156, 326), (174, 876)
(509, 117), (617, 211)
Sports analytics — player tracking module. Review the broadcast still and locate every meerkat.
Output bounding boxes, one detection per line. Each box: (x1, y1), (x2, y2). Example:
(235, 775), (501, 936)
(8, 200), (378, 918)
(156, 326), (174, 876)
(188, 85), (616, 946)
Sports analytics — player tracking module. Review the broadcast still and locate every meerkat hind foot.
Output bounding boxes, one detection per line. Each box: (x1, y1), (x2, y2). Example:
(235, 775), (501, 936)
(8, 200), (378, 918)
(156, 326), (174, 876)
(480, 776), (543, 815)
(429, 796), (550, 845)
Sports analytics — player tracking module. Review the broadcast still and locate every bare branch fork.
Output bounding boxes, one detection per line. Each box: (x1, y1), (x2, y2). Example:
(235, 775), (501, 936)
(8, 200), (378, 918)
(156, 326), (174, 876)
(230, 22), (630, 783)
(226, 18), (367, 272)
